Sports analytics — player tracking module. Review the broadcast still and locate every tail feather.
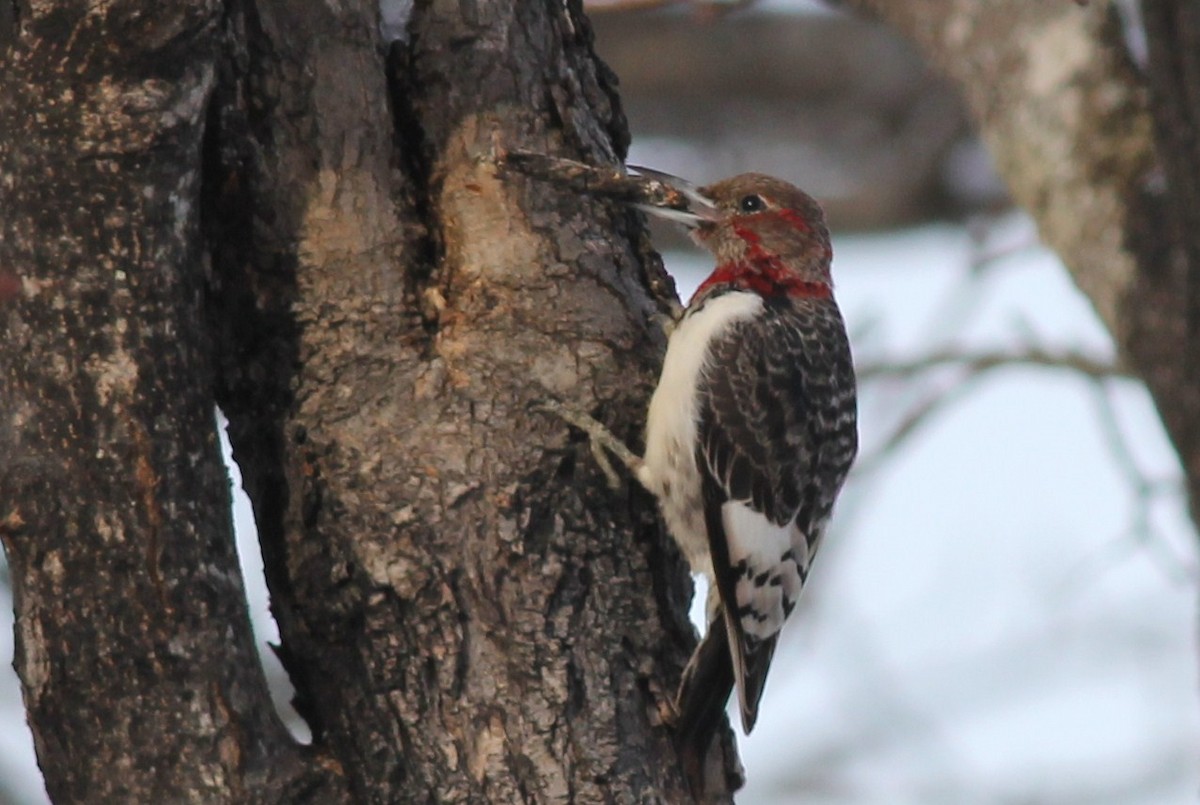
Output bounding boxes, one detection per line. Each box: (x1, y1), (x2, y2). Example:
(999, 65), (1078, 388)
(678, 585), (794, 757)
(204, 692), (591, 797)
(675, 618), (736, 755)
(697, 473), (780, 736)
(674, 608), (781, 754)
(726, 605), (778, 733)
(674, 620), (736, 799)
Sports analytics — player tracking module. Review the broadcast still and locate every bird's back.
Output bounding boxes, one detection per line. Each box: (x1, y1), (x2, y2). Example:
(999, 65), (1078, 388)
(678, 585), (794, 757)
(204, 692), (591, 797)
(694, 293), (857, 728)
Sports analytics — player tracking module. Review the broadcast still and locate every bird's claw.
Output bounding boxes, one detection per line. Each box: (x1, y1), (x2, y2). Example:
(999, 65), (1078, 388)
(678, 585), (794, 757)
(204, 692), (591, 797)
(588, 438), (623, 491)
(654, 308), (682, 338)
(659, 692), (682, 729)
(536, 398), (644, 490)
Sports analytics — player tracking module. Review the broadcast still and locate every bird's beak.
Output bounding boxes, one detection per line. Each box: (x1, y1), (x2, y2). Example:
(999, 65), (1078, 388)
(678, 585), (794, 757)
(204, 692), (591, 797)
(627, 165), (721, 228)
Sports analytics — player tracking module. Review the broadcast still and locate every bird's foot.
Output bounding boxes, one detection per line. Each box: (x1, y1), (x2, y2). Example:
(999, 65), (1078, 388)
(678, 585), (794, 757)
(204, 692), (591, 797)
(654, 307), (682, 338)
(658, 691), (682, 729)
(537, 398), (645, 491)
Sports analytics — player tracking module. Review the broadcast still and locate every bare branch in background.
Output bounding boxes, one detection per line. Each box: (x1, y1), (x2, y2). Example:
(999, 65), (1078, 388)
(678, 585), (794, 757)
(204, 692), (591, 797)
(857, 347), (1127, 385)
(852, 344), (1124, 476)
(842, 0), (1200, 529)
(856, 340), (1189, 582)
(1084, 379), (1195, 583)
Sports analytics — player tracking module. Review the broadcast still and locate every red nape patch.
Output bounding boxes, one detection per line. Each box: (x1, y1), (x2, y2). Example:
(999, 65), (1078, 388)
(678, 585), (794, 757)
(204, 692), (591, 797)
(694, 260), (831, 302)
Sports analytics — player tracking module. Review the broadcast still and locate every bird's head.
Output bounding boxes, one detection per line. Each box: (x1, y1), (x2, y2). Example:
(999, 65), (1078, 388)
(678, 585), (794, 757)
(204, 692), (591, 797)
(633, 169), (834, 302)
(501, 154), (835, 302)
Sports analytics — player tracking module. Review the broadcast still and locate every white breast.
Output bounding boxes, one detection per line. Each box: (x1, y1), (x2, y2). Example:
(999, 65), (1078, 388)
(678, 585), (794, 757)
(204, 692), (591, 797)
(637, 291), (764, 584)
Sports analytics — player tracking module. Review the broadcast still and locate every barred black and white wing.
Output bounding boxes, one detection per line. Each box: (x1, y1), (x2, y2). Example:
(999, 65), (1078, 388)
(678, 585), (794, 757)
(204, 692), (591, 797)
(688, 295), (857, 735)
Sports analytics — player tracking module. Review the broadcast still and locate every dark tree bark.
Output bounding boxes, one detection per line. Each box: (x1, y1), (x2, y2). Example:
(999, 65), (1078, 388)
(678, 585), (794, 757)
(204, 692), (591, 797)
(3, 0), (736, 801)
(843, 0), (1200, 527)
(0, 1), (335, 801)
(207, 0), (722, 800)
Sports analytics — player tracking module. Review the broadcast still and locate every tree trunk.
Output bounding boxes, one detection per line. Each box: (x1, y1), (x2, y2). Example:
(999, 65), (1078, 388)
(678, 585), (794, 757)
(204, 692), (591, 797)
(844, 0), (1200, 527)
(0, 1), (333, 801)
(4, 0), (734, 801)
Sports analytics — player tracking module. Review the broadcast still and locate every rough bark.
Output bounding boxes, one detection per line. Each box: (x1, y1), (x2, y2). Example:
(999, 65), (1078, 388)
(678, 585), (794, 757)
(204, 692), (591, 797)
(205, 0), (728, 802)
(0, 1), (335, 801)
(1139, 0), (1200, 518)
(3, 0), (723, 800)
(844, 0), (1200, 525)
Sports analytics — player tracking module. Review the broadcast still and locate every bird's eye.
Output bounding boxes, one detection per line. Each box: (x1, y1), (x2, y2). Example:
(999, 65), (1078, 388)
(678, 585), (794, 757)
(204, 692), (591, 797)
(738, 194), (766, 213)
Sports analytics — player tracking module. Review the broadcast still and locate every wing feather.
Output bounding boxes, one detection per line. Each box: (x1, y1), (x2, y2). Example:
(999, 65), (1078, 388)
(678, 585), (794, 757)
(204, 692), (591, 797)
(694, 298), (856, 731)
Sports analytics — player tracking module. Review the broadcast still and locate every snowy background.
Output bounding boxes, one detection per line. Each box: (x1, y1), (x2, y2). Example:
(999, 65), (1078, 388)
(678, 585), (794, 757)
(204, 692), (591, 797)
(2, 2), (1198, 803)
(677, 222), (1200, 804)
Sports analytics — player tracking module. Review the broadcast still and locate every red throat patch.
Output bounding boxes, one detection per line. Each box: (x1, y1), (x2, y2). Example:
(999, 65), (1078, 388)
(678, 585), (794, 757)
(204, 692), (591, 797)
(693, 261), (832, 302)
(692, 211), (833, 302)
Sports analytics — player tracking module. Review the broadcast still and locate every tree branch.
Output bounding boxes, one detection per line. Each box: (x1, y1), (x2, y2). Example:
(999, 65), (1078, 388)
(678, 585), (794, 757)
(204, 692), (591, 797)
(856, 347), (1127, 384)
(844, 0), (1200, 528)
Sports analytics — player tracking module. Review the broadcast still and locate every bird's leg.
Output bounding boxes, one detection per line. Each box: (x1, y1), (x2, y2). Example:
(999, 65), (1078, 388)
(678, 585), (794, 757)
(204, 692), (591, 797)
(538, 398), (646, 491)
(654, 307), (682, 338)
(589, 440), (623, 492)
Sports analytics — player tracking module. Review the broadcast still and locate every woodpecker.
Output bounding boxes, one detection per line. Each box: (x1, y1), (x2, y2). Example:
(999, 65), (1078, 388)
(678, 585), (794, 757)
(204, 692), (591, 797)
(511, 156), (858, 781)
(626, 170), (857, 765)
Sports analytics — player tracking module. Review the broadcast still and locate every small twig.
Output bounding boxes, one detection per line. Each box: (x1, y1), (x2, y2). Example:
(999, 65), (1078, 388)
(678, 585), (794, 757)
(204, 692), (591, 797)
(854, 347), (1126, 475)
(589, 439), (623, 491)
(856, 347), (1128, 384)
(853, 377), (980, 476)
(1083, 378), (1193, 582)
(1086, 378), (1147, 490)
(966, 213), (1041, 276)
